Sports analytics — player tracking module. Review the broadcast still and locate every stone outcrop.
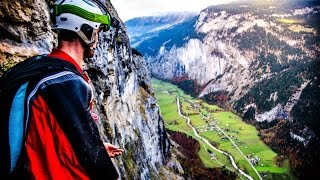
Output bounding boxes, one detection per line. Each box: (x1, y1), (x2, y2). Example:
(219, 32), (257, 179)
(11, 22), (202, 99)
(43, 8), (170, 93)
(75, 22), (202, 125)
(0, 0), (55, 74)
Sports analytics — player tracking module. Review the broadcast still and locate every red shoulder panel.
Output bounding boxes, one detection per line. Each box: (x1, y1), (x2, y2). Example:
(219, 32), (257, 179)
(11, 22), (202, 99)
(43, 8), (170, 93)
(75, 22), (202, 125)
(26, 95), (89, 180)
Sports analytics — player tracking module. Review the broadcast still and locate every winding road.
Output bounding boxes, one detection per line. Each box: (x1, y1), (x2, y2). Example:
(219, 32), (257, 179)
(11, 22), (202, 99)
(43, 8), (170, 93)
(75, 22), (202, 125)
(214, 121), (262, 180)
(176, 97), (262, 180)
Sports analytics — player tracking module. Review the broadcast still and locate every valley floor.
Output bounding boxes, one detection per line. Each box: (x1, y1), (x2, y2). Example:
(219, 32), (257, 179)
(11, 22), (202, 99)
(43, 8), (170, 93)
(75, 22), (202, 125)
(152, 79), (295, 180)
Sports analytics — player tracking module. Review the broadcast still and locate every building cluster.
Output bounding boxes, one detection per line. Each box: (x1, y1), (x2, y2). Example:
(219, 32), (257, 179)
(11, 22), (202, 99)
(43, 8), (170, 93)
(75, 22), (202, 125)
(247, 154), (261, 166)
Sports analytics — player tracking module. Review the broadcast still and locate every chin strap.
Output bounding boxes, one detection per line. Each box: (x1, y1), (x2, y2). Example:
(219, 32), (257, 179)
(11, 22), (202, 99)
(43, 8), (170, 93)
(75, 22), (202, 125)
(77, 30), (94, 46)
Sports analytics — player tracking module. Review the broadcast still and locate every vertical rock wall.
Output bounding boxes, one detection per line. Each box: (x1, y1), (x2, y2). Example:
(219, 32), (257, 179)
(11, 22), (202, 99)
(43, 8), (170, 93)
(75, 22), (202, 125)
(0, 0), (178, 179)
(87, 26), (171, 178)
(0, 0), (54, 74)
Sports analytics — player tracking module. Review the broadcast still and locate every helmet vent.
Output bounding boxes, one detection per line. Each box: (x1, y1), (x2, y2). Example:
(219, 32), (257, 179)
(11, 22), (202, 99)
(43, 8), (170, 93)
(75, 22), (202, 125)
(60, 17), (67, 21)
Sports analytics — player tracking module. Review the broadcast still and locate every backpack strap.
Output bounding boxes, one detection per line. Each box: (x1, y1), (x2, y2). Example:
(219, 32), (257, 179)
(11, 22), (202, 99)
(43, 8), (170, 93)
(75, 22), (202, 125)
(0, 55), (83, 95)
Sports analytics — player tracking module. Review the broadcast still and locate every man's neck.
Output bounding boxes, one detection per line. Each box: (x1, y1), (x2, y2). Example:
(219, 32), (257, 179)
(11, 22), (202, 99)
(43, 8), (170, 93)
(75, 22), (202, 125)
(57, 40), (84, 69)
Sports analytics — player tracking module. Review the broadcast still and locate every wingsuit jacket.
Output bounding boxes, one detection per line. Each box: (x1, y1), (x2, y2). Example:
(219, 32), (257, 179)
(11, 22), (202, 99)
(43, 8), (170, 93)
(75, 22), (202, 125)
(0, 49), (118, 180)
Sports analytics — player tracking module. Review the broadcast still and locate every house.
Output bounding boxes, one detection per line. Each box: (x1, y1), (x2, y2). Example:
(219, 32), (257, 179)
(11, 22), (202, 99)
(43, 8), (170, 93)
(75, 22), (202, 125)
(250, 156), (261, 166)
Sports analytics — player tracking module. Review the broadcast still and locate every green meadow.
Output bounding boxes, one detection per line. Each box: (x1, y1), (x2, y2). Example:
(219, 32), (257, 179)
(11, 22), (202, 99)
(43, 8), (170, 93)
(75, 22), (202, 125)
(152, 79), (295, 180)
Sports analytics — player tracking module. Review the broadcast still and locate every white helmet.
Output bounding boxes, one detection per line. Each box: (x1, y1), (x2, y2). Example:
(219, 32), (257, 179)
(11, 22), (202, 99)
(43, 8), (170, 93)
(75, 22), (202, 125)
(52, 0), (111, 46)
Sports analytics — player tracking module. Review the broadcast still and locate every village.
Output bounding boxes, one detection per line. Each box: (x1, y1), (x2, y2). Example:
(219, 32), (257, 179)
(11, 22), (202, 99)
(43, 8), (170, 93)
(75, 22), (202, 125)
(181, 98), (263, 168)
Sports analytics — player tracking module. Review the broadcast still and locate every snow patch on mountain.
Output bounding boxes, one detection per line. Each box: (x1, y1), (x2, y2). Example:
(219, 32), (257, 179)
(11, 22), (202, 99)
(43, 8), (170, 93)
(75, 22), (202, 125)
(255, 104), (282, 122)
(284, 80), (311, 116)
(290, 132), (306, 143)
(269, 92), (278, 102)
(293, 6), (320, 16)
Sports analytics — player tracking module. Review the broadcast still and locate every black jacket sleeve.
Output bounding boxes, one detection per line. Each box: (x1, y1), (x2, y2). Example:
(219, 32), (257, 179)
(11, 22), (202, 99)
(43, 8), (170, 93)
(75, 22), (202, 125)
(38, 73), (118, 180)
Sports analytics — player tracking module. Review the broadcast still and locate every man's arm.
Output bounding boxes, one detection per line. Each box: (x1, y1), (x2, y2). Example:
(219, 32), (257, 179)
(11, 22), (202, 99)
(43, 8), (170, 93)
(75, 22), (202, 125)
(38, 73), (118, 180)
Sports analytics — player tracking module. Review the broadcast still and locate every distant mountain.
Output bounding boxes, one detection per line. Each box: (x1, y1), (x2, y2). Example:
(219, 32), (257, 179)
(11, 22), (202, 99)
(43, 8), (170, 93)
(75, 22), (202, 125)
(126, 1), (320, 179)
(125, 12), (198, 52)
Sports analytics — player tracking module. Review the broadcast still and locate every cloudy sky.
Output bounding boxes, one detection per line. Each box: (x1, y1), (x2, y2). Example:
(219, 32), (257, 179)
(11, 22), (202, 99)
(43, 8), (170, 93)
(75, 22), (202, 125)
(112, 0), (237, 22)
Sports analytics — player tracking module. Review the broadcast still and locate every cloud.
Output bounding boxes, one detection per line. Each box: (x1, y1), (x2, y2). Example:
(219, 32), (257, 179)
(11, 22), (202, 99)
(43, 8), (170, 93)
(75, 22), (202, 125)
(112, 0), (236, 21)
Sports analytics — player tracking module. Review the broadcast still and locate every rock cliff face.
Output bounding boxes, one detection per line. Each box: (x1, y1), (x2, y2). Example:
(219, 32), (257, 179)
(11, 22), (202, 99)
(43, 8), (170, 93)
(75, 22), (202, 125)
(87, 35), (172, 178)
(0, 0), (178, 179)
(0, 0), (55, 74)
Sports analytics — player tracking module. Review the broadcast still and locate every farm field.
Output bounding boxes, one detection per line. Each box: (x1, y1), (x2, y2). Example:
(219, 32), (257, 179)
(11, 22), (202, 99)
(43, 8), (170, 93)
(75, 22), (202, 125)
(152, 79), (295, 180)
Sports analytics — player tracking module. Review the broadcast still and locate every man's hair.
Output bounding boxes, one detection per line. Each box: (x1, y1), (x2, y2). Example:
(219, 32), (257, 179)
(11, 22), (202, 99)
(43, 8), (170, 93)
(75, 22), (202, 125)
(58, 29), (79, 43)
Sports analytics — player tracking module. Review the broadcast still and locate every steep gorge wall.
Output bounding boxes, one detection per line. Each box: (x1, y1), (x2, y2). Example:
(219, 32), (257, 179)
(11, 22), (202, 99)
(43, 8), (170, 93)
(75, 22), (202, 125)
(0, 0), (55, 73)
(0, 1), (179, 179)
